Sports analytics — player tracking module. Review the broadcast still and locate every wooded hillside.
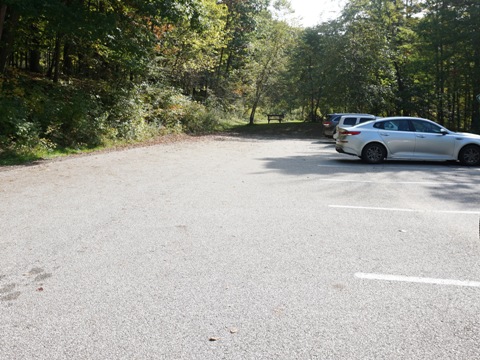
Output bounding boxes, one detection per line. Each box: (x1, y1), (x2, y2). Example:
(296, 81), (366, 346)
(0, 0), (479, 159)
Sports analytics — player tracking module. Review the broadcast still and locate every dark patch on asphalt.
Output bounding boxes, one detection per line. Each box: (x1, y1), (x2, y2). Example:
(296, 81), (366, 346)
(28, 267), (44, 275)
(0, 283), (17, 294)
(35, 273), (52, 282)
(0, 266), (53, 303)
(1, 291), (21, 302)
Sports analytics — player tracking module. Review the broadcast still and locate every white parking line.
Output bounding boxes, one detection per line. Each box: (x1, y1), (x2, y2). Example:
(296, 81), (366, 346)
(319, 178), (467, 186)
(355, 272), (480, 288)
(329, 205), (480, 215)
(319, 163), (480, 172)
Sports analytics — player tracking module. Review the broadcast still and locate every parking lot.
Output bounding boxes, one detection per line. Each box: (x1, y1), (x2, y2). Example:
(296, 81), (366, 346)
(1, 135), (480, 359)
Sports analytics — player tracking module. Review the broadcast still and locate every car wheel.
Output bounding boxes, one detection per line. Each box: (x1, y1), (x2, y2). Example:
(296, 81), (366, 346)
(459, 145), (480, 166)
(362, 143), (386, 164)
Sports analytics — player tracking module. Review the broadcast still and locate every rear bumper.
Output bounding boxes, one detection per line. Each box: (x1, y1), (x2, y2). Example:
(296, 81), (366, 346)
(324, 128), (335, 136)
(336, 145), (359, 157)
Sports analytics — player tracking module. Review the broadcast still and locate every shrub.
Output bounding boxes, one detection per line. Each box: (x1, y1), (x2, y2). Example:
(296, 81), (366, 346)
(31, 89), (108, 148)
(0, 96), (42, 152)
(1, 74), (232, 162)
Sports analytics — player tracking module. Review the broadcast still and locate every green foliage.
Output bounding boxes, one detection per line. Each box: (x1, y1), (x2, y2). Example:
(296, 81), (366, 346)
(0, 76), (108, 153)
(0, 74), (230, 164)
(416, 0), (480, 130)
(0, 95), (38, 151)
(275, 0), (478, 131)
(32, 92), (104, 147)
(240, 6), (298, 124)
(134, 83), (222, 134)
(2, 0), (480, 165)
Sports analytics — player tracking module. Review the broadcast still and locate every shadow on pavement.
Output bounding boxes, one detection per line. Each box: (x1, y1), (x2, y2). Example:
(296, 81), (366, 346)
(259, 148), (480, 208)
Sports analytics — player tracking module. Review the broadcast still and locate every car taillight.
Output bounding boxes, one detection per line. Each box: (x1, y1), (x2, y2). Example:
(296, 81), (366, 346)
(341, 130), (361, 135)
(323, 121), (332, 126)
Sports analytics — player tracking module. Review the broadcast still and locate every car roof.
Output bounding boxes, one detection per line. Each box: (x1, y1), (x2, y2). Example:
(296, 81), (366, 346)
(328, 113), (374, 116)
(338, 114), (376, 119)
(345, 116), (445, 129)
(370, 116), (435, 123)
(341, 116), (445, 128)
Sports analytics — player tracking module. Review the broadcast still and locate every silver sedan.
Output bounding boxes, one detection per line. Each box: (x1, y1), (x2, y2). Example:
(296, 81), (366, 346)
(335, 117), (480, 165)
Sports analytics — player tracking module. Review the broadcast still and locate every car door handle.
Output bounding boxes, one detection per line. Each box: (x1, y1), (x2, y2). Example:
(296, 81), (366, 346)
(416, 135), (425, 138)
(380, 133), (390, 136)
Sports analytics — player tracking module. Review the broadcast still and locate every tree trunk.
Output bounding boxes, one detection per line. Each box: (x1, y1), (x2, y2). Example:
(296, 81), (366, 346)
(310, 93), (315, 122)
(48, 34), (62, 82)
(314, 94), (321, 122)
(54, 35), (63, 82)
(0, 6), (19, 73)
(225, 50), (233, 76)
(394, 61), (407, 115)
(0, 4), (7, 42)
(472, 46), (480, 132)
(28, 24), (42, 73)
(29, 49), (42, 73)
(63, 39), (73, 76)
(249, 101), (258, 125)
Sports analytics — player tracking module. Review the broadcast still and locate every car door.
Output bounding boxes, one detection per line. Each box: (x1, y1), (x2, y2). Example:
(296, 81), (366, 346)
(374, 119), (416, 158)
(410, 120), (455, 159)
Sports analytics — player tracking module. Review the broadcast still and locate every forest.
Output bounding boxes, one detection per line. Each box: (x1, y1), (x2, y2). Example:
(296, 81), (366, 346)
(0, 0), (479, 161)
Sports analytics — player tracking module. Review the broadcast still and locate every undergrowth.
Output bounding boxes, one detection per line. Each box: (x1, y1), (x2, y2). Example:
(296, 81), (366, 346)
(0, 72), (244, 165)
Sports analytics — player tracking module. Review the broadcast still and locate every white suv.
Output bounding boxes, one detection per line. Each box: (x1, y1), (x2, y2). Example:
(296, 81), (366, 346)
(333, 114), (377, 139)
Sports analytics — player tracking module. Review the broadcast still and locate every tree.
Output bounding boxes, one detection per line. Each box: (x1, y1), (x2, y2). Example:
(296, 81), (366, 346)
(0, 3), (7, 41)
(418, 0), (480, 130)
(157, 0), (228, 97)
(242, 3), (297, 124)
(336, 0), (423, 115)
(286, 27), (325, 121)
(0, 0), (23, 73)
(214, 0), (269, 84)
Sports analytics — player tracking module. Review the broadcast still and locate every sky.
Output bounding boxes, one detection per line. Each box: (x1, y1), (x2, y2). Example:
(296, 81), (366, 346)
(288, 0), (347, 27)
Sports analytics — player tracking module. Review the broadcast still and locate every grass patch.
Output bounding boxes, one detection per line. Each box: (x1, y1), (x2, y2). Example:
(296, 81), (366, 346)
(1, 120), (324, 166)
(0, 151), (43, 166)
(226, 120), (323, 138)
(0, 145), (101, 166)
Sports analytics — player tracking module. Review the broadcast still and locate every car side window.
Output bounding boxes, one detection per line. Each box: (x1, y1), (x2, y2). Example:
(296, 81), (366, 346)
(374, 120), (410, 131)
(383, 121), (398, 130)
(411, 120), (443, 133)
(359, 117), (373, 123)
(343, 117), (356, 126)
(397, 120), (411, 131)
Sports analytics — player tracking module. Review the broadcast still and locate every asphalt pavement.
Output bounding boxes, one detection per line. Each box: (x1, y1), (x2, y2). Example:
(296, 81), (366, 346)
(1, 134), (480, 359)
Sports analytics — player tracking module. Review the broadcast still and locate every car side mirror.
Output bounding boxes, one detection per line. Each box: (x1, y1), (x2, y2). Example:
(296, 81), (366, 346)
(440, 129), (449, 135)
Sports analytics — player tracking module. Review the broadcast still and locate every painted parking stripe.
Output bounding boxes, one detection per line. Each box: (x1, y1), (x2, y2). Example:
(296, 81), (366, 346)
(329, 205), (480, 215)
(355, 272), (480, 288)
(319, 178), (468, 186)
(318, 163), (480, 172)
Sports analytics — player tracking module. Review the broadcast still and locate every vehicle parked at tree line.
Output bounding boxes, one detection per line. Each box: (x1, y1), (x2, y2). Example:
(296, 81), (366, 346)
(332, 114), (378, 139)
(322, 113), (375, 138)
(335, 116), (480, 165)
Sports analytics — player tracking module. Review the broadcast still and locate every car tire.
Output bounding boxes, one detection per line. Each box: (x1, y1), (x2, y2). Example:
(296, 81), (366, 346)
(361, 143), (386, 164)
(459, 145), (480, 166)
